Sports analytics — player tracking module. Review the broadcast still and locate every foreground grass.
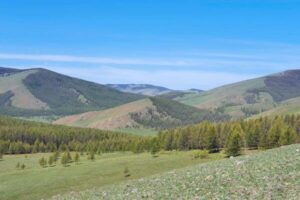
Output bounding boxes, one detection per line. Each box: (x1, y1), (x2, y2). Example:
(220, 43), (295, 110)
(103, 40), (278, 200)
(55, 144), (300, 200)
(0, 151), (223, 200)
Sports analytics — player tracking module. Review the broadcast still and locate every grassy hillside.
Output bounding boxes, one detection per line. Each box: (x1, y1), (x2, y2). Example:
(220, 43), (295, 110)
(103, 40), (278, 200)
(0, 69), (48, 110)
(57, 144), (300, 200)
(176, 70), (300, 118)
(250, 96), (300, 118)
(54, 99), (154, 132)
(54, 97), (229, 134)
(0, 68), (143, 117)
(0, 151), (224, 200)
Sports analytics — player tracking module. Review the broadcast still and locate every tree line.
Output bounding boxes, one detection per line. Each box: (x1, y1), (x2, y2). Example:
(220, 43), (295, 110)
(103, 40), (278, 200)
(158, 115), (300, 155)
(0, 116), (153, 154)
(0, 114), (299, 156)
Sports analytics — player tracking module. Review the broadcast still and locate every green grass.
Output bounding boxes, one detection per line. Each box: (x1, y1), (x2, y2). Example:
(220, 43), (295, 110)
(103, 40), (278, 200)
(56, 144), (300, 200)
(0, 151), (224, 200)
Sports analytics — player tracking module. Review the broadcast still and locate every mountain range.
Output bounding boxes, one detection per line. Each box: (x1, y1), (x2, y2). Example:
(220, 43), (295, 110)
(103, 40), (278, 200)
(106, 83), (203, 97)
(1, 66), (300, 134)
(106, 84), (173, 96)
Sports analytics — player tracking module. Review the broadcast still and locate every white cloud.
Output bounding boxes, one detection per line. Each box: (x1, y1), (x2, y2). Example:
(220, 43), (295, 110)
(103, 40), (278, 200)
(0, 53), (197, 66)
(0, 52), (296, 68)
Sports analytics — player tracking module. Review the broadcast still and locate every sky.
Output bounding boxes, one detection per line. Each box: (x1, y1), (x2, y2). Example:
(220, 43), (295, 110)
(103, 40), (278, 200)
(1, 0), (300, 90)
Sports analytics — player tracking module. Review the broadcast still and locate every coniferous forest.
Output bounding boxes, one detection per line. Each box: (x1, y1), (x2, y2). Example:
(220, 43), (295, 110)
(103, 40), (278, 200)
(158, 115), (300, 154)
(0, 116), (152, 154)
(1, 114), (299, 157)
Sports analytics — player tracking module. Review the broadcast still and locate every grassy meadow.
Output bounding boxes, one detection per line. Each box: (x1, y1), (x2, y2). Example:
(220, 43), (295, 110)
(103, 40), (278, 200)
(0, 150), (224, 200)
(56, 144), (300, 200)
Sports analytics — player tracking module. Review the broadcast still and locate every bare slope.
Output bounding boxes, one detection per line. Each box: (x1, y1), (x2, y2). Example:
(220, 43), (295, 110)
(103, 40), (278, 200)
(0, 69), (48, 109)
(54, 99), (153, 130)
(54, 97), (228, 132)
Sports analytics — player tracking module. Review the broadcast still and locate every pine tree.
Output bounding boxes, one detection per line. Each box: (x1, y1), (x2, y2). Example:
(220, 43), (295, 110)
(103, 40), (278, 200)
(32, 139), (40, 153)
(88, 151), (95, 161)
(20, 163), (26, 170)
(61, 153), (68, 167)
(164, 133), (173, 150)
(48, 156), (54, 166)
(53, 151), (60, 163)
(205, 126), (219, 153)
(246, 124), (260, 149)
(66, 151), (72, 162)
(258, 130), (268, 149)
(177, 129), (189, 150)
(74, 152), (80, 164)
(279, 127), (297, 146)
(39, 157), (47, 168)
(267, 119), (284, 148)
(225, 130), (242, 157)
(150, 138), (160, 157)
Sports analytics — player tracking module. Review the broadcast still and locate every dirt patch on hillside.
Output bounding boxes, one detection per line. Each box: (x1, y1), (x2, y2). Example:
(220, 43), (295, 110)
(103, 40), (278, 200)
(54, 98), (153, 130)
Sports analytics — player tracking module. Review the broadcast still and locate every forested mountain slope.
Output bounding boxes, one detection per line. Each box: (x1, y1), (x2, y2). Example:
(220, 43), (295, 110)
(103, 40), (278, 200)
(0, 68), (143, 117)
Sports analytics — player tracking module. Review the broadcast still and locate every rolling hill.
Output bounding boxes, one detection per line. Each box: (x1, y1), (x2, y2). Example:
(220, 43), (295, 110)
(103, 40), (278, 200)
(176, 70), (300, 118)
(0, 67), (143, 117)
(54, 97), (229, 133)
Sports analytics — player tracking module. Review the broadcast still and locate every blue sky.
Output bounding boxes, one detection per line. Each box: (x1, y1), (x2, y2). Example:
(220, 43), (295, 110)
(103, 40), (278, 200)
(1, 0), (300, 89)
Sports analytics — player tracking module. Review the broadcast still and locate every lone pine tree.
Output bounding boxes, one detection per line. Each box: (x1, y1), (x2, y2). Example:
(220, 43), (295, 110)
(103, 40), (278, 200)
(225, 129), (242, 157)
